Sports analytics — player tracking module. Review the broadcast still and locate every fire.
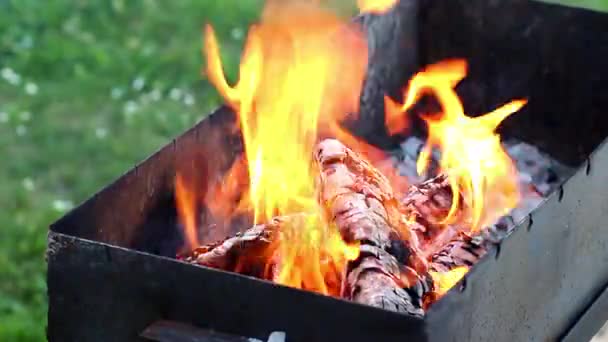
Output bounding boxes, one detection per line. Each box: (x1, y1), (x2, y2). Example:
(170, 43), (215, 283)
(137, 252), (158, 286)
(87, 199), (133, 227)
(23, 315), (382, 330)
(357, 0), (398, 14)
(175, 173), (199, 250)
(175, 0), (527, 305)
(202, 0), (366, 295)
(393, 60), (526, 231)
(204, 156), (251, 227)
(271, 215), (360, 296)
(430, 266), (468, 296)
(385, 95), (409, 136)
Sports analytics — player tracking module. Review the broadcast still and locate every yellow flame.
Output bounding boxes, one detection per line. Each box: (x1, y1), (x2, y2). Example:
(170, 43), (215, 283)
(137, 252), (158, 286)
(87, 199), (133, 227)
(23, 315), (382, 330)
(430, 266), (468, 296)
(357, 0), (398, 14)
(400, 60), (526, 231)
(203, 0), (364, 295)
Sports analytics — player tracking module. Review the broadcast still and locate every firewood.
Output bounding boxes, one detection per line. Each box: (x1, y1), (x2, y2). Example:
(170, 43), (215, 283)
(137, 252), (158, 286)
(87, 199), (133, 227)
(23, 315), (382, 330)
(351, 0), (420, 149)
(179, 140), (475, 312)
(402, 175), (487, 276)
(428, 217), (518, 274)
(401, 174), (469, 258)
(429, 233), (486, 273)
(314, 139), (430, 316)
(181, 215), (304, 278)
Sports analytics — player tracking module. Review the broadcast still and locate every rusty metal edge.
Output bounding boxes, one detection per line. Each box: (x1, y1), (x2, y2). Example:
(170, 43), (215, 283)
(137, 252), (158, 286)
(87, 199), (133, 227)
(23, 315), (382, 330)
(560, 283), (608, 342)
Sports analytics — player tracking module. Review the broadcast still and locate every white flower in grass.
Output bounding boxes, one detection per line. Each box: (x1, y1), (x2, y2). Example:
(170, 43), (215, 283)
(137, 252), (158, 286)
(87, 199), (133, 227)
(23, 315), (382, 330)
(1, 67), (21, 85)
(15, 125), (27, 136)
(111, 87), (124, 99)
(169, 88), (182, 101)
(124, 101), (138, 115)
(132, 77), (145, 91)
(231, 27), (245, 40)
(52, 199), (74, 212)
(25, 82), (38, 95)
(18, 35), (33, 49)
(0, 112), (8, 123)
(95, 127), (108, 139)
(22, 178), (35, 191)
(183, 93), (195, 106)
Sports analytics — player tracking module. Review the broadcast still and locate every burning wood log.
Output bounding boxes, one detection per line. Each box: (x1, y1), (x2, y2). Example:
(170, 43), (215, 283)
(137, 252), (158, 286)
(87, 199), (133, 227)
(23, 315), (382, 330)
(180, 139), (485, 312)
(405, 176), (512, 275)
(352, 0), (420, 148)
(181, 215), (302, 278)
(429, 233), (485, 273)
(402, 175), (485, 283)
(401, 174), (464, 256)
(314, 139), (431, 316)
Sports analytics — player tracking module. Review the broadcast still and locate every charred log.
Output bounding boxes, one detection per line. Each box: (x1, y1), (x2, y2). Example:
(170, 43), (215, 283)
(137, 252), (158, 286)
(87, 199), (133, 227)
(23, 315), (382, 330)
(181, 215), (303, 278)
(400, 174), (472, 259)
(180, 140), (488, 313)
(314, 139), (430, 316)
(402, 175), (490, 274)
(429, 233), (486, 273)
(350, 0), (420, 149)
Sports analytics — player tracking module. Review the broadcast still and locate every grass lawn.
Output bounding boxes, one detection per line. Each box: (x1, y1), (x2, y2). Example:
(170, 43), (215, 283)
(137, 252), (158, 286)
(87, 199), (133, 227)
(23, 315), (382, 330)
(0, 0), (606, 341)
(0, 1), (264, 340)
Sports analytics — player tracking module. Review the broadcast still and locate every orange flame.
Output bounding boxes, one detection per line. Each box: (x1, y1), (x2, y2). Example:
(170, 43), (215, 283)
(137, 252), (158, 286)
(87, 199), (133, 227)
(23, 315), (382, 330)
(271, 215), (360, 296)
(395, 60), (526, 231)
(357, 0), (398, 14)
(204, 156), (251, 228)
(385, 95), (409, 135)
(175, 173), (199, 250)
(203, 0), (365, 295)
(430, 266), (468, 296)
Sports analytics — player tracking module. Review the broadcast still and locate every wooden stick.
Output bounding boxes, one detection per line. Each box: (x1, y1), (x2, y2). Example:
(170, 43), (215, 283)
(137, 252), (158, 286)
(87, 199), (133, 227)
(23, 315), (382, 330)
(401, 174), (470, 258)
(180, 140), (475, 313)
(351, 0), (420, 148)
(314, 139), (430, 316)
(181, 215), (304, 278)
(429, 233), (486, 273)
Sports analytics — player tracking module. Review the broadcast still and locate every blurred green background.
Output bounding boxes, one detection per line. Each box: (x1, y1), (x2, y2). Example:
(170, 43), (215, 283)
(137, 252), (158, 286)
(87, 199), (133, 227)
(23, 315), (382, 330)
(0, 0), (606, 341)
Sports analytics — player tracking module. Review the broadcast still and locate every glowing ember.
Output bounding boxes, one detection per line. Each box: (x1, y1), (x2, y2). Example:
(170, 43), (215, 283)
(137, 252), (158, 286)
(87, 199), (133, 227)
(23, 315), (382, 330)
(202, 0), (365, 295)
(392, 59), (527, 231)
(357, 0), (398, 14)
(430, 266), (468, 296)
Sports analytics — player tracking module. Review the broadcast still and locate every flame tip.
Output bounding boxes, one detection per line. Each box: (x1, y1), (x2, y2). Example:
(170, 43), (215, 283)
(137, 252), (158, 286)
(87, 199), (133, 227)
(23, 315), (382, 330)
(403, 59), (522, 233)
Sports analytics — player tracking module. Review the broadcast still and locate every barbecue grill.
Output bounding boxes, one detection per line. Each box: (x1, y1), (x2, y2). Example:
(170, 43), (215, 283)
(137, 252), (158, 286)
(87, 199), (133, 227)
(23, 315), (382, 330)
(47, 0), (608, 341)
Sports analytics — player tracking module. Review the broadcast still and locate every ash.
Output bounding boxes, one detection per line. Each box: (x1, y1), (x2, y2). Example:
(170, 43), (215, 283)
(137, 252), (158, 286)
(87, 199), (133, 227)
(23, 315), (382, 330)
(388, 136), (574, 241)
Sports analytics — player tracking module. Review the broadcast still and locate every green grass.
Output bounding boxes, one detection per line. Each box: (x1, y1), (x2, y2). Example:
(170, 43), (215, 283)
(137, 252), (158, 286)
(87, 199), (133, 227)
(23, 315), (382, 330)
(540, 0), (608, 11)
(0, 1), (263, 340)
(0, 0), (606, 341)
